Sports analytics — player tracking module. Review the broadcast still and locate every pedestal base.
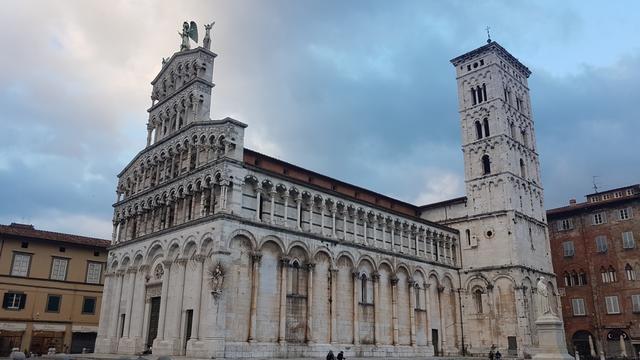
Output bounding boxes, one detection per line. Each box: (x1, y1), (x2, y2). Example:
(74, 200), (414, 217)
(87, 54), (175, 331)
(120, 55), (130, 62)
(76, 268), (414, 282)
(117, 337), (146, 354)
(94, 337), (118, 354)
(533, 315), (573, 360)
(151, 338), (182, 356)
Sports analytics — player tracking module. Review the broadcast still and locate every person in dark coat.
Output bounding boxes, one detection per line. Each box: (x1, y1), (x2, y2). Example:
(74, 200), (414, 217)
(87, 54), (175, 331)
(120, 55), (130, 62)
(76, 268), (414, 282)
(489, 349), (495, 360)
(495, 350), (502, 360)
(337, 350), (345, 360)
(326, 350), (336, 360)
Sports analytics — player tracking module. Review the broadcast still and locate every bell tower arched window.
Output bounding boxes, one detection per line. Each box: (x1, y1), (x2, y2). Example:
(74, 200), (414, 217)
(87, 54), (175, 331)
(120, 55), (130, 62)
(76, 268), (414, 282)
(482, 155), (491, 175)
(520, 158), (526, 178)
(475, 121), (483, 140)
(483, 118), (490, 137)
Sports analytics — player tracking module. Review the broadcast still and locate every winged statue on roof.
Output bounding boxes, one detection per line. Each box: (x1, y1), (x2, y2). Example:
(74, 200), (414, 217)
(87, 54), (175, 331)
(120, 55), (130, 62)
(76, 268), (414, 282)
(179, 21), (198, 51)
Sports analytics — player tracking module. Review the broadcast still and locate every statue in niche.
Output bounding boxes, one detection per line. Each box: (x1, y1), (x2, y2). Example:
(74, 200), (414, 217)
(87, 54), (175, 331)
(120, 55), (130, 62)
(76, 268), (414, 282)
(536, 276), (555, 318)
(209, 263), (225, 298)
(179, 21), (198, 51)
(203, 22), (215, 50)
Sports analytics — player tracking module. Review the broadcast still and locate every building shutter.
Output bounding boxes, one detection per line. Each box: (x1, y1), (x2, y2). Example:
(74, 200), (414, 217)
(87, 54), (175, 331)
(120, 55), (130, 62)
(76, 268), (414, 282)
(2, 293), (10, 309)
(19, 294), (26, 309)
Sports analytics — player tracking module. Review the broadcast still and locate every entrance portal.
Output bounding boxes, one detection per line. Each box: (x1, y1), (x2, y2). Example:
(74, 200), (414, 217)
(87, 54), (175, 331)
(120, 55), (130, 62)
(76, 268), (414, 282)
(432, 329), (439, 356)
(146, 297), (161, 349)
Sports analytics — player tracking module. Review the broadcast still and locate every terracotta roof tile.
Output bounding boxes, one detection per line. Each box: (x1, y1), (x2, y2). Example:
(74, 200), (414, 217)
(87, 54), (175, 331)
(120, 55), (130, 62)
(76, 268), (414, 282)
(0, 223), (111, 248)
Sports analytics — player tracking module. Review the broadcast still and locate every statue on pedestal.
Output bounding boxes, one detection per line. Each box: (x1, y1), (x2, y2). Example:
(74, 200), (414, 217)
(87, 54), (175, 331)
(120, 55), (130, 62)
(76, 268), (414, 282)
(536, 276), (554, 318)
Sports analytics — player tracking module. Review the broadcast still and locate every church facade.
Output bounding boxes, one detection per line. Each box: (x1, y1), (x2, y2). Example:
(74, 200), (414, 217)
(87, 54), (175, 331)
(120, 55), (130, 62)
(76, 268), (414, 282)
(94, 34), (564, 358)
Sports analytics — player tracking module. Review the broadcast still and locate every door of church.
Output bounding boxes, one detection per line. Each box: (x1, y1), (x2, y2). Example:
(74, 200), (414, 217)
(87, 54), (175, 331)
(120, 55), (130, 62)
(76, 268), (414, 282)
(432, 329), (439, 356)
(146, 297), (161, 349)
(184, 309), (193, 350)
(508, 336), (517, 355)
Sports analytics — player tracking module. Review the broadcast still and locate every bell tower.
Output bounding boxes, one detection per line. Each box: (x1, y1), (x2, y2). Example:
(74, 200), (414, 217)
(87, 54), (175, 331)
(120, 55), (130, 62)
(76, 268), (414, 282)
(450, 40), (550, 270)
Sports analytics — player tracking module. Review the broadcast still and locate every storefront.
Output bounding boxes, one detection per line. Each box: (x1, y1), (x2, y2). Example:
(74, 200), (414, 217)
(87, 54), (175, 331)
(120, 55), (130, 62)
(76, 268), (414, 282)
(0, 322), (26, 356)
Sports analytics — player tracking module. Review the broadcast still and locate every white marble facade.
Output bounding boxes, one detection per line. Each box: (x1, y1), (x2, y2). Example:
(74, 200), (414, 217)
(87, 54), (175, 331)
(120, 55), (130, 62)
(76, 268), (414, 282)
(95, 40), (565, 358)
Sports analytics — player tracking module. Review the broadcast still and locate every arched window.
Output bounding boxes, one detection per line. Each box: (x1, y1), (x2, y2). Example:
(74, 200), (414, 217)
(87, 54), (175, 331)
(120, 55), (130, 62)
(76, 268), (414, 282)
(471, 88), (477, 105)
(482, 83), (487, 101)
(466, 229), (471, 246)
(290, 260), (301, 295)
(483, 118), (490, 137)
(477, 86), (483, 102)
(475, 121), (483, 140)
(361, 275), (368, 303)
(510, 122), (516, 139)
(521, 129), (529, 147)
(608, 266), (617, 282)
(626, 264), (636, 281)
(482, 155), (491, 175)
(571, 271), (579, 287)
(474, 289), (483, 313)
(579, 270), (588, 286)
(520, 158), (526, 178)
(564, 272), (571, 287)
(601, 267), (609, 283)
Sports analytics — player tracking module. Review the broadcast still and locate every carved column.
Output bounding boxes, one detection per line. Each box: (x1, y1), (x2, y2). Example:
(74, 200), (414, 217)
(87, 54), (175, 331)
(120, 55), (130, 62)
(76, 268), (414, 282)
(306, 263), (315, 344)
(391, 276), (399, 345)
(255, 189), (262, 221)
(108, 270), (124, 339)
(372, 217), (377, 247)
(248, 252), (262, 342)
(190, 255), (206, 341)
(390, 223), (395, 251)
(352, 271), (360, 345)
(210, 184), (216, 214)
(437, 285), (446, 353)
(424, 283), (432, 346)
(431, 233), (436, 261)
(172, 258), (188, 341)
(97, 272), (114, 339)
(296, 196), (302, 230)
(320, 204), (325, 236)
(270, 190), (276, 224)
(156, 260), (172, 341)
(199, 190), (206, 217)
(409, 281), (417, 346)
(414, 231), (419, 256)
(278, 258), (289, 344)
(399, 225), (405, 254)
(372, 272), (380, 345)
(331, 205), (337, 237)
(283, 194), (289, 227)
(123, 267), (137, 338)
(134, 265), (149, 339)
(330, 267), (338, 344)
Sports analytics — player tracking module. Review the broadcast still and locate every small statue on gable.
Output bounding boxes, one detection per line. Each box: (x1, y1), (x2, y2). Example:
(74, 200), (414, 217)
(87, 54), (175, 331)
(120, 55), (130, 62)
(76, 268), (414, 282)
(203, 22), (215, 50)
(179, 21), (198, 51)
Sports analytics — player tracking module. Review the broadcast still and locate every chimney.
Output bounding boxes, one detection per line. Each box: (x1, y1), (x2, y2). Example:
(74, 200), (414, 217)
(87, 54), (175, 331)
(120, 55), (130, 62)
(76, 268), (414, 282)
(569, 199), (577, 206)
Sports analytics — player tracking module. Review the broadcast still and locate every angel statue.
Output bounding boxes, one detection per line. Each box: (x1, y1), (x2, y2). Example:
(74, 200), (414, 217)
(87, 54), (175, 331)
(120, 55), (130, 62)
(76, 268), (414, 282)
(203, 21), (215, 50)
(179, 21), (198, 51)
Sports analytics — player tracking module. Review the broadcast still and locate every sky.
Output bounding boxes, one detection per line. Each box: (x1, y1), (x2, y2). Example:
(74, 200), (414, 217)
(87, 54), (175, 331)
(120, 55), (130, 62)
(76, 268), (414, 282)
(0, 1), (639, 239)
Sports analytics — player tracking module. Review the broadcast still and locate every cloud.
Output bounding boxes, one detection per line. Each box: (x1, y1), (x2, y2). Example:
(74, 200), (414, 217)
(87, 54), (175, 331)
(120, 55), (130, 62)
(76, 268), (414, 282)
(0, 0), (639, 239)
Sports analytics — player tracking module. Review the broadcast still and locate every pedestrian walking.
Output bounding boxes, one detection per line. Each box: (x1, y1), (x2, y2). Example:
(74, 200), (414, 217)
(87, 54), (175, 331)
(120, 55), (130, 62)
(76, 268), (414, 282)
(495, 350), (502, 360)
(489, 349), (495, 360)
(326, 350), (336, 360)
(337, 350), (345, 360)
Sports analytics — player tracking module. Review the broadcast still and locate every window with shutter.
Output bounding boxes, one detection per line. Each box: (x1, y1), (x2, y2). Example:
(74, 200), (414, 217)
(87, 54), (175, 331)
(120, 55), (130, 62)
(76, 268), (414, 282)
(605, 296), (620, 314)
(622, 232), (635, 249)
(632, 295), (640, 313)
(563, 241), (575, 257)
(571, 298), (586, 316)
(593, 212), (606, 225)
(2, 292), (26, 310)
(86, 262), (102, 284)
(50, 258), (68, 281)
(11, 253), (31, 276)
(596, 236), (608, 253)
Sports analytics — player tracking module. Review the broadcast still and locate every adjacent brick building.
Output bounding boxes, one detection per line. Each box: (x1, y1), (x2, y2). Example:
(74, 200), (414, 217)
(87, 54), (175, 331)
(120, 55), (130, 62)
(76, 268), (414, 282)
(0, 223), (110, 355)
(548, 184), (640, 359)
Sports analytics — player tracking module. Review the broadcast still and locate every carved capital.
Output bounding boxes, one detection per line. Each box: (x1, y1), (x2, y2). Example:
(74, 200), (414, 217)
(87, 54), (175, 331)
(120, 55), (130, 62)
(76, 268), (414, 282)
(279, 257), (291, 266)
(390, 276), (399, 286)
(437, 285), (445, 293)
(175, 257), (188, 265)
(193, 254), (206, 263)
(372, 272), (381, 281)
(162, 259), (173, 269)
(306, 262), (316, 271)
(251, 251), (263, 263)
(127, 267), (138, 274)
(138, 264), (150, 273)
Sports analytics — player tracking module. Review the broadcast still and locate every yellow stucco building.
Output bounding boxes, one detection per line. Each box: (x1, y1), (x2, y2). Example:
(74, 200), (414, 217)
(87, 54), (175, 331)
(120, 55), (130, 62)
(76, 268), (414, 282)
(0, 223), (109, 355)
